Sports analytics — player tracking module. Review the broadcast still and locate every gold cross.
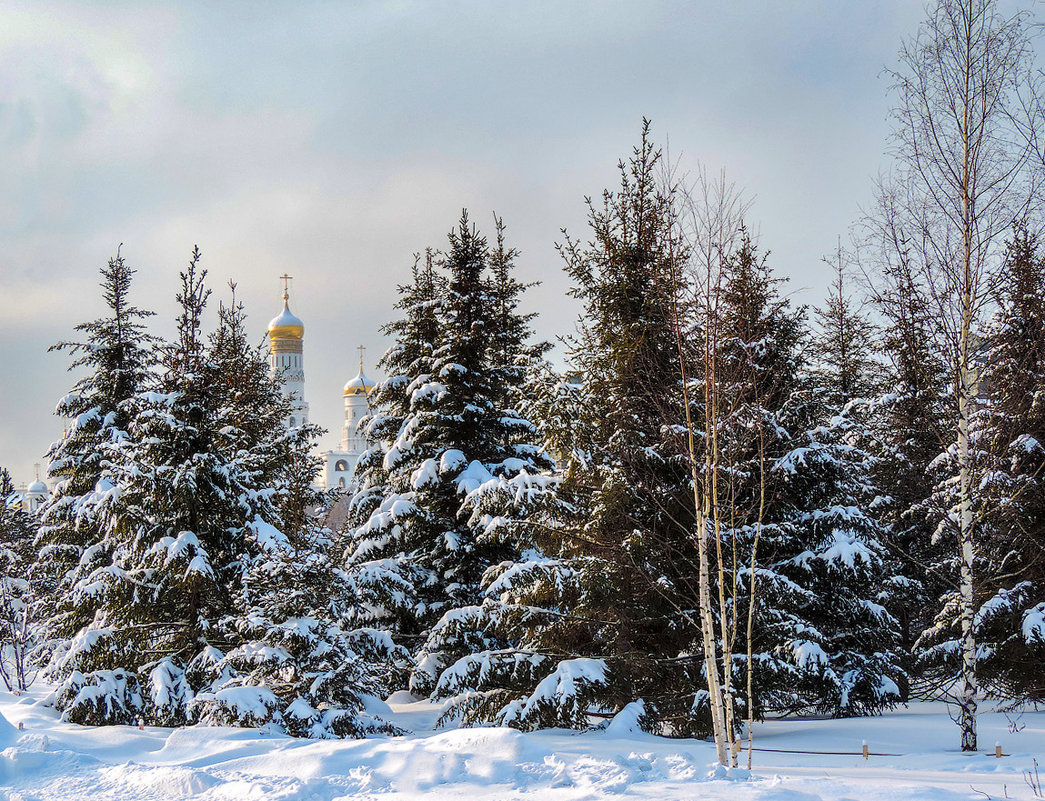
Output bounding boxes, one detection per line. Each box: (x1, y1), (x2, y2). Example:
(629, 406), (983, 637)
(357, 344), (366, 371)
(280, 273), (293, 300)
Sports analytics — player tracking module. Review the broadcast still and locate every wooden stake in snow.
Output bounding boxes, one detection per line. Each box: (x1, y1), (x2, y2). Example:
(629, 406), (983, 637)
(862, 741), (869, 760)
(996, 743), (1003, 758)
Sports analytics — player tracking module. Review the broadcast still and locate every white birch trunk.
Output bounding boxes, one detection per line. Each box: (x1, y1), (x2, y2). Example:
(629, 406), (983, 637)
(669, 239), (730, 767)
(957, 361), (977, 752)
(957, 6), (977, 750)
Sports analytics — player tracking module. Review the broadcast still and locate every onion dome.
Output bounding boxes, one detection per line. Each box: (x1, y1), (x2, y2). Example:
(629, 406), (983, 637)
(27, 464), (47, 497)
(268, 295), (304, 340)
(344, 370), (376, 396)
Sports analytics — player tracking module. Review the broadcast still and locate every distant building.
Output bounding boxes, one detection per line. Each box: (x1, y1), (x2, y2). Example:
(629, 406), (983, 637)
(267, 276), (310, 429)
(8, 464), (50, 514)
(321, 358), (376, 491)
(265, 279), (375, 492)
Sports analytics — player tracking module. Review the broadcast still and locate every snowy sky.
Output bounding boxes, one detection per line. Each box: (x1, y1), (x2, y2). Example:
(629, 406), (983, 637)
(0, 0), (930, 485)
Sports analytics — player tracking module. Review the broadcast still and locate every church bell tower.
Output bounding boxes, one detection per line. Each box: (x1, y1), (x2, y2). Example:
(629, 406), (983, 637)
(267, 275), (310, 427)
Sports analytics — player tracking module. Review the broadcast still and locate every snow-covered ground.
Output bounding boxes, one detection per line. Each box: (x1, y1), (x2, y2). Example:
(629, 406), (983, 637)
(0, 687), (1042, 800)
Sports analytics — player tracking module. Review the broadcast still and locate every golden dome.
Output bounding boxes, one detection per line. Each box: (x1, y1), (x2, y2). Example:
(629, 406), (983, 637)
(268, 295), (304, 340)
(344, 370), (375, 396)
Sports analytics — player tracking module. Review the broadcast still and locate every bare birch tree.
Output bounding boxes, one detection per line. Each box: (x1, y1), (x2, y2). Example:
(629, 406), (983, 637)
(685, 168), (750, 767)
(881, 0), (1042, 751)
(662, 163), (751, 766)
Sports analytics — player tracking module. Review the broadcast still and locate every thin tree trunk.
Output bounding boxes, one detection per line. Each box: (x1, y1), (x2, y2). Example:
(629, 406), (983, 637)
(710, 335), (738, 764)
(669, 163), (753, 765)
(671, 267), (729, 767)
(957, 2), (978, 752)
(746, 382), (767, 769)
(957, 357), (977, 751)
(702, 300), (730, 764)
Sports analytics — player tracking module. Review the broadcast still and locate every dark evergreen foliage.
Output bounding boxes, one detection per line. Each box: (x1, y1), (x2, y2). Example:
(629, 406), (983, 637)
(44, 251), (398, 736)
(868, 257), (953, 660)
(702, 234), (904, 720)
(34, 251), (155, 652)
(921, 224), (1045, 702)
(810, 255), (883, 406)
(432, 123), (707, 734)
(342, 212), (558, 708)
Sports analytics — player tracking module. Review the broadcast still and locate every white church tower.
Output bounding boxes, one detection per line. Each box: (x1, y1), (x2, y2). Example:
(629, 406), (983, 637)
(322, 346), (375, 491)
(267, 274), (310, 428)
(23, 463), (48, 514)
(342, 345), (376, 453)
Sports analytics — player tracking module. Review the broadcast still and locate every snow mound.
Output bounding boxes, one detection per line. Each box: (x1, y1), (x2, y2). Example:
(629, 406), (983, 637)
(374, 727), (554, 790)
(0, 712), (17, 748)
(0, 745), (96, 786)
(605, 700), (649, 736)
(100, 764), (219, 797)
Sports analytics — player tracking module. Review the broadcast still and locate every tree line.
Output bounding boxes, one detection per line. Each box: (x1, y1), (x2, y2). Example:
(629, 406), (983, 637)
(1, 0), (1043, 761)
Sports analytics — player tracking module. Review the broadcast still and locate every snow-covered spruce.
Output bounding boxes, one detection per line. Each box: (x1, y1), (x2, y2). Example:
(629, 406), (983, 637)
(705, 233), (904, 720)
(863, 254), (952, 667)
(918, 224), (1045, 704)
(766, 406), (906, 716)
(338, 249), (445, 639)
(425, 131), (714, 735)
(33, 251), (155, 660)
(42, 254), (398, 736)
(341, 213), (561, 706)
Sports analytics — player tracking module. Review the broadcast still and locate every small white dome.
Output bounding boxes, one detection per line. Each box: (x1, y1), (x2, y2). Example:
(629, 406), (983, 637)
(344, 371), (376, 396)
(27, 480), (47, 496)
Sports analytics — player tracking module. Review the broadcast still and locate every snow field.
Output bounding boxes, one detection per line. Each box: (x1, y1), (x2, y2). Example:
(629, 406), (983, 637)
(0, 690), (1042, 800)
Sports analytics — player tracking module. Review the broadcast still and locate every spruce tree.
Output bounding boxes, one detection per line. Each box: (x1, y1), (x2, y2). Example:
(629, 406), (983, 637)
(870, 258), (953, 663)
(193, 291), (403, 736)
(922, 224), (1045, 701)
(429, 125), (706, 734)
(45, 251), (399, 735)
(340, 250), (446, 639)
(810, 251), (882, 406)
(104, 247), (233, 667)
(702, 232), (806, 725)
(34, 250), (154, 653)
(487, 216), (550, 414)
(548, 127), (698, 731)
(781, 249), (908, 714)
(689, 233), (903, 722)
(46, 248), (235, 725)
(342, 213), (558, 705)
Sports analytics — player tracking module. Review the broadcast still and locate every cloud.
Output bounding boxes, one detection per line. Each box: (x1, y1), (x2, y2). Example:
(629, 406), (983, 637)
(0, 0), (928, 482)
